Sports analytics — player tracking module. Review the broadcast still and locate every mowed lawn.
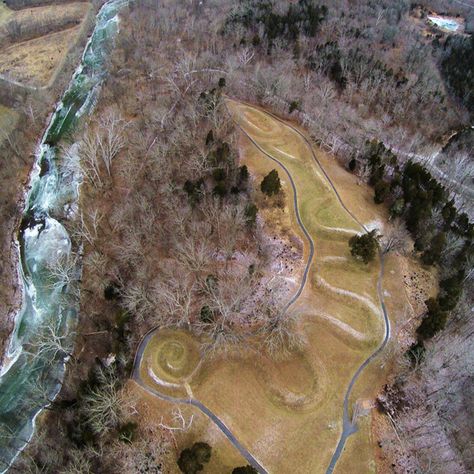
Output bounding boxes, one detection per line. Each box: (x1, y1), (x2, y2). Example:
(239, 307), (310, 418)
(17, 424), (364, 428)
(137, 101), (421, 473)
(186, 101), (382, 473)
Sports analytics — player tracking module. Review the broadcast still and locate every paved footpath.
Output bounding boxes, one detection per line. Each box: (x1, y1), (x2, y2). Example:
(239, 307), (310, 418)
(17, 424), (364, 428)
(131, 102), (391, 474)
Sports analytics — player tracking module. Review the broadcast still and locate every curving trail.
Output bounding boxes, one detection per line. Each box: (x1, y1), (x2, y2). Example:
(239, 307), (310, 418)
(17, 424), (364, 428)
(236, 102), (391, 474)
(131, 329), (268, 473)
(132, 100), (391, 474)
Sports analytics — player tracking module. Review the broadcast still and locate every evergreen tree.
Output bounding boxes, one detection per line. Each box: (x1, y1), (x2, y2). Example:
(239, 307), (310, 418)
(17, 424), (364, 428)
(233, 466), (258, 474)
(349, 230), (379, 264)
(213, 181), (227, 197)
(348, 158), (357, 172)
(260, 169), (281, 196)
(416, 298), (448, 340)
(177, 442), (212, 474)
(439, 272), (464, 311)
(421, 232), (446, 266)
(244, 203), (258, 226)
(374, 180), (390, 204)
(205, 129), (214, 146)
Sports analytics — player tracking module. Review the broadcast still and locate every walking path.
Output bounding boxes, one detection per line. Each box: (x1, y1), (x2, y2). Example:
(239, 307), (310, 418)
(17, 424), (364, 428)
(131, 329), (268, 473)
(246, 104), (391, 473)
(131, 101), (391, 474)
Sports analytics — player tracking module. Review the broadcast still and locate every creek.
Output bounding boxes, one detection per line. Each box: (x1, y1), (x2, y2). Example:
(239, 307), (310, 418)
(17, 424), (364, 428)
(0, 0), (127, 470)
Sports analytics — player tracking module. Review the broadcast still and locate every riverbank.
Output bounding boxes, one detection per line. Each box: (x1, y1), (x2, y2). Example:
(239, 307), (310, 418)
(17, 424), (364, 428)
(0, 1), (97, 373)
(0, 1), (128, 469)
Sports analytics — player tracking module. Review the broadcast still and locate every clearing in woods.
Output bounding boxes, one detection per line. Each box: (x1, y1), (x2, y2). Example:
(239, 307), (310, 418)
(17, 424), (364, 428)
(133, 100), (429, 473)
(0, 2), (91, 87)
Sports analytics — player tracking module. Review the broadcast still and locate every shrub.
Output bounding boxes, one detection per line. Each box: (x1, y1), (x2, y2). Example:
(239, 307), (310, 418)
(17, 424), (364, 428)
(104, 282), (121, 300)
(289, 100), (299, 113)
(118, 421), (138, 443)
(200, 305), (214, 323)
(177, 442), (212, 474)
(405, 342), (425, 366)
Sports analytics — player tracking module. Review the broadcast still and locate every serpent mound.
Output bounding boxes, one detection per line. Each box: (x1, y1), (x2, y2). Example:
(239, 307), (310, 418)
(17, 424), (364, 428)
(142, 329), (201, 388)
(257, 352), (327, 412)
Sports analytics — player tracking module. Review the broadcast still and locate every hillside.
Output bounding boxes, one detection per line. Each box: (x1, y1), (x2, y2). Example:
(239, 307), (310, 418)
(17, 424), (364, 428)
(0, 1), (472, 473)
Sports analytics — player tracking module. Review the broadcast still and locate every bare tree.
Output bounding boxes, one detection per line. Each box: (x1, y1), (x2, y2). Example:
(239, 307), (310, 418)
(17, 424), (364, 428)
(151, 275), (196, 326)
(81, 367), (135, 436)
(60, 450), (92, 474)
(27, 318), (74, 363)
(95, 111), (128, 177)
(110, 436), (169, 474)
(80, 111), (127, 185)
(174, 237), (213, 274)
(237, 47), (255, 66)
(381, 219), (411, 255)
(120, 281), (153, 322)
(80, 134), (103, 188)
(72, 210), (103, 248)
(261, 311), (304, 359)
(46, 252), (80, 296)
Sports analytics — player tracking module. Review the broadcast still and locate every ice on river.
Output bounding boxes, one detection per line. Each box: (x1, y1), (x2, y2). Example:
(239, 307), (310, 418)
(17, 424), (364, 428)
(25, 218), (71, 270)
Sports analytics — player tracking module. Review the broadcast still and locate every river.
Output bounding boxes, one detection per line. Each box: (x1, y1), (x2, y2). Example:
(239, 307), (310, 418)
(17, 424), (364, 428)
(0, 0), (127, 470)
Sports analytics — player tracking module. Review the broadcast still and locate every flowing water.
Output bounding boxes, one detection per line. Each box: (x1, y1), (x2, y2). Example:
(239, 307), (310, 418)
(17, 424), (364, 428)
(0, 0), (127, 469)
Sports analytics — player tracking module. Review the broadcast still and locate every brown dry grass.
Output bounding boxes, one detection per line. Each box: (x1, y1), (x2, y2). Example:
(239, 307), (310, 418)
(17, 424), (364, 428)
(0, 26), (82, 86)
(0, 103), (18, 138)
(138, 101), (434, 473)
(0, 2), (91, 87)
(0, 2), (89, 39)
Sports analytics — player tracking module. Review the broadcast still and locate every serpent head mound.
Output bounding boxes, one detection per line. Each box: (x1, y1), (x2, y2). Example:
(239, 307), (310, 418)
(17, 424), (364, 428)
(142, 329), (201, 387)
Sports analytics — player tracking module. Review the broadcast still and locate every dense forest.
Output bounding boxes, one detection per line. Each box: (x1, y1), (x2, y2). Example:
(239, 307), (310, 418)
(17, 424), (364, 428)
(440, 34), (474, 117)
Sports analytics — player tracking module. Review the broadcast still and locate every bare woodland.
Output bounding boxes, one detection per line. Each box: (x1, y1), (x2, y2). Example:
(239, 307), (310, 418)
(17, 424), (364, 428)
(7, 0), (474, 472)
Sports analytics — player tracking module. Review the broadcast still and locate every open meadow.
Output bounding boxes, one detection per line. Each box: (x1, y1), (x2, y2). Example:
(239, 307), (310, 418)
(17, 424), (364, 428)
(0, 1), (92, 87)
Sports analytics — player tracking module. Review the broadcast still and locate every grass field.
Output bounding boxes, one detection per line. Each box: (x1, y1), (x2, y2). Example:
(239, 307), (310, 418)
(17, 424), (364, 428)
(135, 101), (430, 473)
(128, 383), (250, 473)
(0, 2), (91, 87)
(0, 103), (19, 147)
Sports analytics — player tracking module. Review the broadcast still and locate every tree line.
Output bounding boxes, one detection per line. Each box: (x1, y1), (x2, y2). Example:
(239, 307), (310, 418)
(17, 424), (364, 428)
(352, 139), (472, 344)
